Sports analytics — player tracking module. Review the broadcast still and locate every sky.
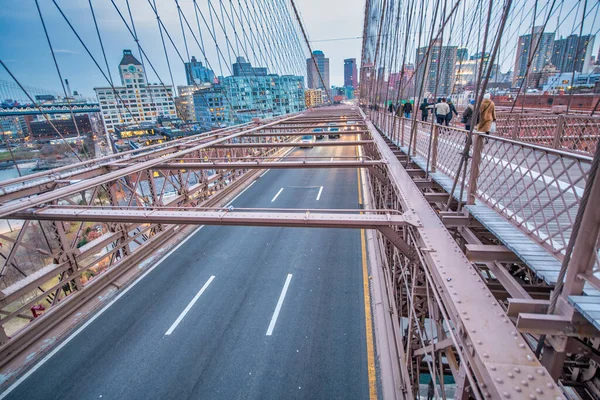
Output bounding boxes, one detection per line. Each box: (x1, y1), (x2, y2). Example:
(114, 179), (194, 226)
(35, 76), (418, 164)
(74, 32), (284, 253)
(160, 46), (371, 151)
(0, 0), (598, 101)
(0, 0), (364, 100)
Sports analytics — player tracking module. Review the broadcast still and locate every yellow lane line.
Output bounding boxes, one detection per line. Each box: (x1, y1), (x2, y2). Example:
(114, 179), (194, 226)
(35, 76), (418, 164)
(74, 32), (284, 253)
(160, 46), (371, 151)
(358, 162), (377, 399)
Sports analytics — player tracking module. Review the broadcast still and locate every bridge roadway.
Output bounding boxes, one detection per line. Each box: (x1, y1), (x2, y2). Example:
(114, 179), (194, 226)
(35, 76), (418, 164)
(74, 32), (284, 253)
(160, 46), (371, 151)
(2, 136), (374, 399)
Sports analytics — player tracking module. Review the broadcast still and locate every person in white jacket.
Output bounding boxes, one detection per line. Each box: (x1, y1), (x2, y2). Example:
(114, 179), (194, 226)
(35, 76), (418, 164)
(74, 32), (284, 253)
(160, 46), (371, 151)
(428, 98), (450, 125)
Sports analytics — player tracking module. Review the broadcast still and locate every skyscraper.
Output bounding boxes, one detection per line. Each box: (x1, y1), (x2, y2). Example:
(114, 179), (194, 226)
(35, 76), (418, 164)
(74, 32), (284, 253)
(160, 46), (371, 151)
(551, 34), (595, 73)
(232, 56), (267, 76)
(344, 58), (358, 88)
(457, 48), (469, 62)
(513, 27), (555, 87)
(184, 56), (215, 85)
(94, 50), (176, 135)
(193, 58), (305, 129)
(307, 50), (330, 98)
(415, 39), (458, 97)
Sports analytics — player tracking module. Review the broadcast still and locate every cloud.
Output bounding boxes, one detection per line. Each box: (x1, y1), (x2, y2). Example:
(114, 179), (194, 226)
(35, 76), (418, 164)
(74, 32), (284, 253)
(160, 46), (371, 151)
(52, 49), (78, 55)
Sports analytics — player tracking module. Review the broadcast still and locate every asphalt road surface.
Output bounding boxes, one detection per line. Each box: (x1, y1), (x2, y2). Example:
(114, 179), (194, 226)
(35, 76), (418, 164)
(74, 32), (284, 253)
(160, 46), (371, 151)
(3, 137), (374, 400)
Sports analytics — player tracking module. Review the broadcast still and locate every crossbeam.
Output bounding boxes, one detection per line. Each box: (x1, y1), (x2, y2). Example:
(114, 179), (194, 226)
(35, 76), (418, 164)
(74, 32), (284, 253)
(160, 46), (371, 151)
(261, 124), (367, 129)
(13, 208), (408, 229)
(246, 131), (369, 136)
(213, 140), (372, 148)
(109, 160), (386, 170)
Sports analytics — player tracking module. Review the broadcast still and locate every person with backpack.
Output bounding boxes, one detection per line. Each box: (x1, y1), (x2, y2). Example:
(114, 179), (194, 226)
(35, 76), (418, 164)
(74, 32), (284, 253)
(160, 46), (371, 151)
(419, 99), (430, 121)
(402, 100), (413, 118)
(461, 99), (475, 131)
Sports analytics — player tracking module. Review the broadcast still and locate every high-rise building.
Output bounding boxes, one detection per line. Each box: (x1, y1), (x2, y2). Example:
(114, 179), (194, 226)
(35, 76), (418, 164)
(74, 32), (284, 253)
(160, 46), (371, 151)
(0, 116), (24, 141)
(184, 56), (215, 85)
(456, 53), (497, 86)
(344, 58), (358, 88)
(457, 48), (469, 62)
(176, 85), (208, 122)
(415, 39), (458, 97)
(305, 89), (324, 108)
(193, 85), (230, 130)
(344, 86), (355, 100)
(513, 27), (555, 87)
(307, 50), (330, 98)
(232, 57), (267, 77)
(94, 50), (177, 135)
(551, 34), (595, 73)
(194, 59), (305, 129)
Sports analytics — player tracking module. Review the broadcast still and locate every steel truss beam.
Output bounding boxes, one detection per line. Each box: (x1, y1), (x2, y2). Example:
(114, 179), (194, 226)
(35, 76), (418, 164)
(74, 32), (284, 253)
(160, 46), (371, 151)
(109, 161), (386, 170)
(245, 131), (370, 136)
(259, 125), (367, 130)
(12, 208), (409, 229)
(212, 140), (373, 148)
(0, 116), (299, 219)
(362, 112), (564, 399)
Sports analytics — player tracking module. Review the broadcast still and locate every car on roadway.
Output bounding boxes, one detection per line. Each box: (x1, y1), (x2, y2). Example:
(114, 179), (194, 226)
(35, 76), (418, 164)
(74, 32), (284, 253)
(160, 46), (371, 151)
(328, 127), (340, 139)
(300, 134), (315, 148)
(345, 121), (357, 131)
(313, 128), (324, 139)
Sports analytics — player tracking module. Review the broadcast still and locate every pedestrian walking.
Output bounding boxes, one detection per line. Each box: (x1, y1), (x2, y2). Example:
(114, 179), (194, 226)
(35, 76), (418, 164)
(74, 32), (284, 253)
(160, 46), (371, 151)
(388, 102), (394, 113)
(402, 100), (413, 118)
(429, 98), (450, 125)
(445, 97), (458, 125)
(419, 99), (429, 121)
(461, 100), (475, 131)
(477, 93), (496, 135)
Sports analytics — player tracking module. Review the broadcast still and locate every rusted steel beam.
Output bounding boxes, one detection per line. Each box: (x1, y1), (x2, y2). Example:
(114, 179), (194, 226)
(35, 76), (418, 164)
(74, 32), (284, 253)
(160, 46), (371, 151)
(110, 161), (386, 170)
(13, 208), (408, 229)
(213, 140), (373, 148)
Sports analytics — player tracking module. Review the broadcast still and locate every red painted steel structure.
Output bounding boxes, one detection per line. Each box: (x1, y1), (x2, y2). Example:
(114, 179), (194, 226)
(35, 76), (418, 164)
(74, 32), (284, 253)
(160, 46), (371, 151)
(0, 106), (598, 399)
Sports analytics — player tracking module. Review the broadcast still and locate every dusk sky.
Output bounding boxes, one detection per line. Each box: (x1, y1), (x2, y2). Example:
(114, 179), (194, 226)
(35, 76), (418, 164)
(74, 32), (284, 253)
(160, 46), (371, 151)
(0, 0), (597, 100)
(0, 0), (364, 99)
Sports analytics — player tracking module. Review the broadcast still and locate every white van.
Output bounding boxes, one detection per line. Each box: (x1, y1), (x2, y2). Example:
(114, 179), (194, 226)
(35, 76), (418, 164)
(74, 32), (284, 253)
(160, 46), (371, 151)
(300, 135), (315, 148)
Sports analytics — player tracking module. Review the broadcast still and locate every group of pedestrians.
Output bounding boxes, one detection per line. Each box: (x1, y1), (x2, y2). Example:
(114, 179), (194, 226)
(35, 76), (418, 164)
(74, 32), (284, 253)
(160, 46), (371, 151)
(388, 100), (415, 119)
(417, 97), (458, 126)
(383, 94), (497, 135)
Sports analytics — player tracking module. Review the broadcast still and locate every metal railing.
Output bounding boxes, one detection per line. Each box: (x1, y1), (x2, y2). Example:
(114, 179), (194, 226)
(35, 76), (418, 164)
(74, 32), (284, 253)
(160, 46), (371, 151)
(371, 110), (593, 259)
(495, 113), (600, 156)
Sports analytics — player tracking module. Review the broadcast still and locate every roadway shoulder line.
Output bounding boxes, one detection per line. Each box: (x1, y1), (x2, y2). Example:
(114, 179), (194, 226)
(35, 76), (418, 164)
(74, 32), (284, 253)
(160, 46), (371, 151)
(266, 274), (293, 336)
(316, 186), (323, 201)
(165, 276), (216, 336)
(271, 188), (284, 202)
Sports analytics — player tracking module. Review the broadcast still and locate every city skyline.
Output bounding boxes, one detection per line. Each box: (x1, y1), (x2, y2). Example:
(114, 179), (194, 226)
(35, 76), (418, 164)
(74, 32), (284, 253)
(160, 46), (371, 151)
(0, 0), (597, 100)
(0, 0), (363, 99)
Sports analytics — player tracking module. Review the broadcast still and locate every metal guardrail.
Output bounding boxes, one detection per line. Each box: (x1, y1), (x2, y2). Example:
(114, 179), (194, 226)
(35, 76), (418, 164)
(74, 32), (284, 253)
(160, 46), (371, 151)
(371, 111), (592, 259)
(495, 113), (600, 156)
